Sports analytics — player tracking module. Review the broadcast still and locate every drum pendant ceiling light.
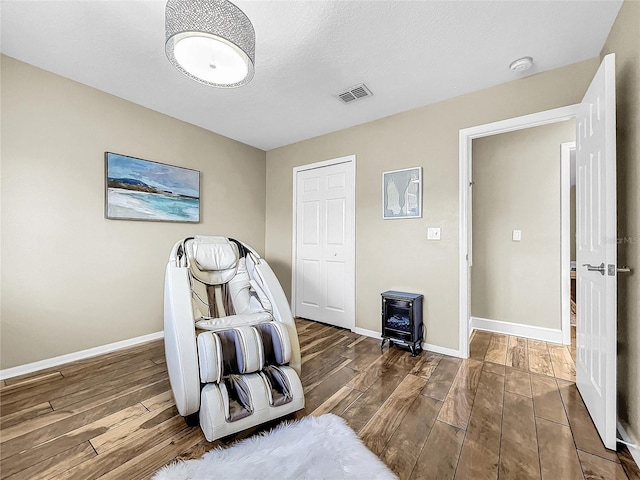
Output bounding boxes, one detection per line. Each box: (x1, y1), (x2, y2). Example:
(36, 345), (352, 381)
(165, 0), (255, 88)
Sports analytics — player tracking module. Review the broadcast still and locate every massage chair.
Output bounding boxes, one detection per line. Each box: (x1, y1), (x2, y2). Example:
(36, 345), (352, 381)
(163, 236), (304, 441)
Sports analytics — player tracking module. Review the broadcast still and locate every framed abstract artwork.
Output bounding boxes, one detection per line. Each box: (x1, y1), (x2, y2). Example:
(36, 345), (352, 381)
(382, 167), (422, 219)
(105, 152), (200, 222)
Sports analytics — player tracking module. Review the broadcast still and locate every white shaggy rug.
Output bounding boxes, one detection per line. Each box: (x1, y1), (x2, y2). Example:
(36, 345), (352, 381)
(153, 414), (398, 480)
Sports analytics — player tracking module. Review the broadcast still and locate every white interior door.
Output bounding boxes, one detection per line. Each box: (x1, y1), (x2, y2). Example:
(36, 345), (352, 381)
(575, 53), (617, 450)
(294, 158), (355, 329)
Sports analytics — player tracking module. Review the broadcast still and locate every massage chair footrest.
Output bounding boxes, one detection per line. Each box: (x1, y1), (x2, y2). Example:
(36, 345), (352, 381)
(198, 366), (304, 442)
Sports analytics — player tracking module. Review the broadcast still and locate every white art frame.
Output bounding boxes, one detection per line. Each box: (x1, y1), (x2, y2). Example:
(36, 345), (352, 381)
(382, 167), (422, 219)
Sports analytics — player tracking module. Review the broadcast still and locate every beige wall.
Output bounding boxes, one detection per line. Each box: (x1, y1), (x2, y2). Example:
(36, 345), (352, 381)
(601, 0), (640, 446)
(471, 121), (575, 329)
(0, 56), (266, 369)
(266, 57), (599, 350)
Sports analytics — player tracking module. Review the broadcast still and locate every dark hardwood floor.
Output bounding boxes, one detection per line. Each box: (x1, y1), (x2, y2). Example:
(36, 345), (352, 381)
(1, 319), (638, 479)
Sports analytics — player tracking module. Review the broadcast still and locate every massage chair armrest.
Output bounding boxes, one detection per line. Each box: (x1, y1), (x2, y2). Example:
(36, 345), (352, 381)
(252, 261), (302, 376)
(164, 263), (201, 416)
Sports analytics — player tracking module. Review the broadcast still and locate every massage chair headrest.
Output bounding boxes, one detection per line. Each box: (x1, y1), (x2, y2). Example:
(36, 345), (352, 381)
(186, 236), (239, 285)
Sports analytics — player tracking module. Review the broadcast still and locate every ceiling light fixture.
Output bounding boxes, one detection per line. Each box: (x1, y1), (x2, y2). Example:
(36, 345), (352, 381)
(165, 0), (255, 88)
(509, 56), (533, 73)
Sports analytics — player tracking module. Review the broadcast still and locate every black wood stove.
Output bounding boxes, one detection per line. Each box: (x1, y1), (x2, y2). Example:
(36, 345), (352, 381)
(381, 291), (424, 356)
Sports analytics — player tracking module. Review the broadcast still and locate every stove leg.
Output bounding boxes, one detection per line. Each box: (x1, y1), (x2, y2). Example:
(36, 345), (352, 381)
(381, 337), (388, 351)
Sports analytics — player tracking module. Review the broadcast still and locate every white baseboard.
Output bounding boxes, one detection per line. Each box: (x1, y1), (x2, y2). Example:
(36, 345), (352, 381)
(422, 342), (462, 358)
(0, 331), (164, 380)
(617, 420), (640, 466)
(353, 327), (382, 339)
(470, 317), (563, 344)
(353, 327), (461, 358)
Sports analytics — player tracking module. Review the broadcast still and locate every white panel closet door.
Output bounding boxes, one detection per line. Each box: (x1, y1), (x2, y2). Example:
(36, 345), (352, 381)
(295, 161), (354, 329)
(575, 53), (617, 450)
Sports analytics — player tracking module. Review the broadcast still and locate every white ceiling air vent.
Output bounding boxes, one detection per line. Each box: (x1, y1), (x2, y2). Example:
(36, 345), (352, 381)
(336, 83), (373, 104)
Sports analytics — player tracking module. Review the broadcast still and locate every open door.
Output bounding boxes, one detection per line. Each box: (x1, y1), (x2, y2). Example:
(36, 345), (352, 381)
(575, 53), (617, 450)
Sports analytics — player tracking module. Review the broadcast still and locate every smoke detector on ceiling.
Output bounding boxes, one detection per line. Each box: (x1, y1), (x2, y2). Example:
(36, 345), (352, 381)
(336, 83), (373, 104)
(509, 57), (533, 73)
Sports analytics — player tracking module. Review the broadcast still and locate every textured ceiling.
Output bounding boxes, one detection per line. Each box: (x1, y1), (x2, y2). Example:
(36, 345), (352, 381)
(0, 1), (623, 151)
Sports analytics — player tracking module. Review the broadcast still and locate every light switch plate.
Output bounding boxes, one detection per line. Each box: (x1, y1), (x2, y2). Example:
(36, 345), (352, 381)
(512, 229), (522, 241)
(427, 227), (441, 240)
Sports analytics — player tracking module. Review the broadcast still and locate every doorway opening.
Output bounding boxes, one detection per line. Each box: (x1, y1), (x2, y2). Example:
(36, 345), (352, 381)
(468, 121), (576, 356)
(458, 105), (580, 359)
(561, 141), (577, 353)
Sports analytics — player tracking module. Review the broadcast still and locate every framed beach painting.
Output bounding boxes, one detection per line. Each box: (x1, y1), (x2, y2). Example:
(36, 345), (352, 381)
(382, 167), (422, 219)
(105, 152), (200, 223)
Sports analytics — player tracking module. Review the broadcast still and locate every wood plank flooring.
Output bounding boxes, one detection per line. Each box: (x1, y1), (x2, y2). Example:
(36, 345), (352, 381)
(1, 321), (638, 479)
